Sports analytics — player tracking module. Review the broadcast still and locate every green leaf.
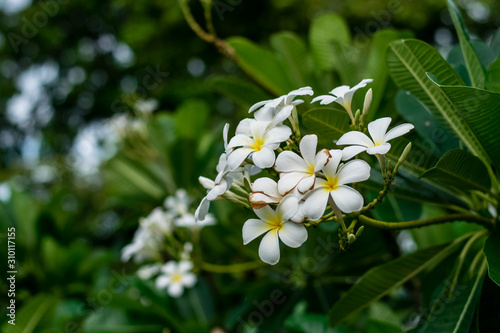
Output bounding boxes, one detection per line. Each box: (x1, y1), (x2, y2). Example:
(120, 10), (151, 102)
(490, 27), (500, 58)
(416, 261), (486, 333)
(484, 227), (500, 286)
(2, 294), (58, 333)
(434, 84), (500, 172)
(387, 39), (493, 170)
(447, 0), (485, 88)
(366, 319), (402, 333)
(301, 106), (351, 147)
(208, 76), (271, 109)
(485, 56), (500, 93)
(270, 31), (315, 88)
(328, 238), (469, 327)
(228, 37), (295, 95)
(175, 100), (209, 140)
(309, 13), (351, 72)
(420, 149), (491, 193)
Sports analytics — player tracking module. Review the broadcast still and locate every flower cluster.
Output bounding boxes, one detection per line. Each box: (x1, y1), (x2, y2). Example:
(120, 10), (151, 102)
(196, 80), (414, 265)
(122, 189), (214, 297)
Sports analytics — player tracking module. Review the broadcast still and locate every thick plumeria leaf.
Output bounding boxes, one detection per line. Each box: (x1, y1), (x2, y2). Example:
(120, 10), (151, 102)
(447, 0), (485, 88)
(301, 106), (351, 147)
(328, 239), (468, 327)
(270, 31), (315, 88)
(387, 39), (493, 169)
(366, 319), (402, 333)
(490, 28), (500, 58)
(420, 149), (491, 193)
(484, 227), (500, 286)
(415, 261), (486, 333)
(2, 294), (57, 333)
(434, 84), (500, 172)
(485, 56), (500, 93)
(208, 76), (271, 110)
(309, 13), (351, 71)
(228, 37), (295, 95)
(395, 90), (459, 155)
(447, 41), (494, 87)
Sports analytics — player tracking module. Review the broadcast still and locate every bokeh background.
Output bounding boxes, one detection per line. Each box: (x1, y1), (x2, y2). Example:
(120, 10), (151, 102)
(0, 0), (499, 332)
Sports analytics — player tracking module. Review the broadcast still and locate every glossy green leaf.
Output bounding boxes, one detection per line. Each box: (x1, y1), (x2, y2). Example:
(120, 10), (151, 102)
(490, 27), (500, 58)
(208, 76), (271, 110)
(328, 239), (468, 327)
(485, 56), (500, 93)
(484, 227), (500, 286)
(301, 106), (351, 147)
(228, 37), (295, 95)
(309, 13), (351, 71)
(420, 149), (491, 193)
(2, 294), (57, 333)
(366, 320), (402, 333)
(270, 31), (315, 88)
(447, 0), (485, 88)
(387, 39), (493, 169)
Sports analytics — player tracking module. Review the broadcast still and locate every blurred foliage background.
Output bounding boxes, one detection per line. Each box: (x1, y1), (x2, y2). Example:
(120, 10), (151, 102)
(0, 0), (499, 332)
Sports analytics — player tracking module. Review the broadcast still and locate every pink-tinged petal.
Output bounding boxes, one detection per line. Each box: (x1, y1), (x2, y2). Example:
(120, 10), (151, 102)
(302, 188), (329, 221)
(277, 195), (299, 221)
(178, 260), (193, 272)
(323, 150), (343, 178)
(254, 107), (275, 121)
(299, 135), (318, 164)
(297, 175), (315, 194)
(330, 85), (350, 97)
(313, 149), (331, 172)
(195, 197), (210, 221)
(336, 131), (374, 147)
(254, 205), (276, 222)
(330, 185), (364, 213)
(227, 134), (253, 150)
(366, 143), (391, 155)
(384, 123), (414, 142)
(249, 192), (280, 209)
(275, 151), (308, 172)
(341, 146), (368, 160)
(168, 283), (184, 298)
(278, 171), (307, 195)
(155, 275), (170, 289)
(249, 100), (270, 112)
(258, 229), (280, 265)
(182, 273), (197, 287)
(252, 177), (280, 198)
(264, 125), (292, 143)
(236, 118), (255, 136)
(252, 146), (276, 169)
(279, 222), (308, 248)
(368, 117), (392, 144)
(227, 148), (253, 171)
(336, 159), (371, 185)
(311, 95), (336, 105)
(242, 219), (272, 245)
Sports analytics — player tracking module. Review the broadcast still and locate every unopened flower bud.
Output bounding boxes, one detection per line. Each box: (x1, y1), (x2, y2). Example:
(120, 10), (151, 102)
(348, 234), (356, 244)
(362, 88), (372, 116)
(355, 225), (364, 238)
(393, 142), (412, 175)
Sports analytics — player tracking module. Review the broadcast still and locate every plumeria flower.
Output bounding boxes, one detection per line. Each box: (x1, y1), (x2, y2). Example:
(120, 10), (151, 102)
(249, 87), (314, 125)
(336, 117), (414, 160)
(275, 134), (331, 195)
(121, 228), (161, 263)
(302, 150), (371, 221)
(176, 212), (216, 229)
(156, 260), (197, 298)
(227, 120), (291, 170)
(312, 79), (373, 122)
(165, 189), (191, 216)
(140, 207), (174, 236)
(137, 263), (162, 280)
(242, 196), (308, 265)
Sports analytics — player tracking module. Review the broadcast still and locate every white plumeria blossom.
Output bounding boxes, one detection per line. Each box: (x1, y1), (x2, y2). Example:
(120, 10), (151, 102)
(242, 196), (308, 265)
(249, 86), (314, 125)
(155, 260), (197, 298)
(275, 134), (331, 195)
(312, 79), (373, 114)
(227, 120), (291, 170)
(165, 189), (216, 228)
(137, 263), (162, 280)
(336, 117), (415, 160)
(303, 150), (371, 221)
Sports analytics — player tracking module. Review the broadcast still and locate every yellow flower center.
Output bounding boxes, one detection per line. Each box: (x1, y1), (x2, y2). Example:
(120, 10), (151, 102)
(325, 177), (338, 192)
(172, 274), (182, 283)
(269, 216), (283, 230)
(251, 137), (265, 152)
(306, 164), (315, 175)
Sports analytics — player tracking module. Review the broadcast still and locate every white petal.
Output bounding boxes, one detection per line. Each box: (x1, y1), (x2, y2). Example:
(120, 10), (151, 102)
(252, 146), (276, 169)
(178, 260), (193, 272)
(264, 125), (292, 144)
(313, 149), (331, 172)
(254, 205), (276, 222)
(366, 143), (391, 155)
(156, 275), (170, 289)
(250, 120), (272, 139)
(264, 96), (285, 108)
(278, 171), (307, 195)
(236, 118), (255, 136)
(194, 197), (210, 221)
(182, 273), (197, 287)
(302, 187), (329, 221)
(297, 175), (315, 194)
(368, 117), (392, 144)
(223, 123), (230, 148)
(275, 151), (308, 172)
(249, 192), (280, 208)
(330, 85), (350, 97)
(279, 222), (308, 248)
(330, 185), (364, 213)
(199, 176), (215, 190)
(273, 105), (294, 125)
(254, 107), (275, 121)
(322, 150), (343, 179)
(227, 134), (254, 150)
(287, 86), (314, 100)
(336, 159), (371, 185)
(341, 146), (368, 160)
(276, 195), (299, 221)
(242, 219), (272, 245)
(384, 123), (415, 142)
(299, 134), (318, 164)
(249, 100), (269, 112)
(258, 229), (280, 265)
(168, 283), (184, 298)
(161, 261), (177, 274)
(311, 95), (336, 105)
(227, 148), (253, 171)
(336, 131), (374, 147)
(252, 177), (280, 198)
(290, 203), (306, 223)
(206, 180), (227, 200)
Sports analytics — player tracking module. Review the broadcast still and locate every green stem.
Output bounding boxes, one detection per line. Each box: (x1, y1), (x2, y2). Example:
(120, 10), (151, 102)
(358, 213), (495, 231)
(200, 261), (262, 273)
